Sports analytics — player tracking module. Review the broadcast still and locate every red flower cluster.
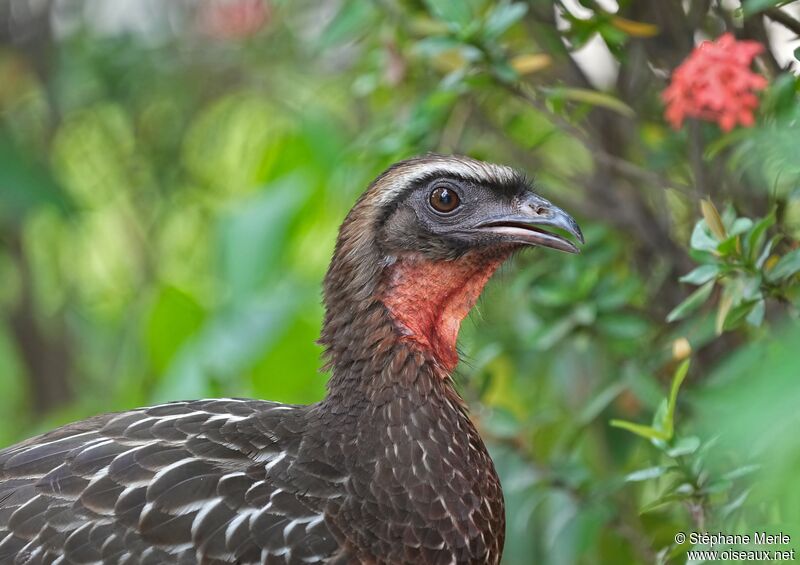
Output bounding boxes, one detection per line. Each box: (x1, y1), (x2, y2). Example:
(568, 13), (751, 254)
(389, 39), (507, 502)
(663, 33), (767, 132)
(201, 0), (270, 40)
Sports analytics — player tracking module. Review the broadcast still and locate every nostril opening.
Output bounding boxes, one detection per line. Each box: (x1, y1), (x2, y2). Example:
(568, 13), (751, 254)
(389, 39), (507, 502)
(535, 206), (546, 215)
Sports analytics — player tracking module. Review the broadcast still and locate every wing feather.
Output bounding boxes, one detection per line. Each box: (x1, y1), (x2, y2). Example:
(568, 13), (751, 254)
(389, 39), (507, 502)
(0, 400), (340, 563)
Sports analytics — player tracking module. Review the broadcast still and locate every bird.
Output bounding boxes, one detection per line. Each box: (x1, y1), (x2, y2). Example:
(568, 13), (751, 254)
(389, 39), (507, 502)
(0, 154), (583, 565)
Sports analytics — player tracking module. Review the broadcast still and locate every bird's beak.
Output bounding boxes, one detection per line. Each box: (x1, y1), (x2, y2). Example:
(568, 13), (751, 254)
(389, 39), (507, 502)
(476, 193), (584, 254)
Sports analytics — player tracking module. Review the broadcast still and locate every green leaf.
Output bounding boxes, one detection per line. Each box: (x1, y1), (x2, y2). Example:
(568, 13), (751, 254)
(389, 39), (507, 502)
(702, 479), (734, 495)
(0, 133), (74, 226)
(415, 37), (477, 58)
(768, 248), (800, 282)
(610, 419), (669, 441)
(579, 382), (625, 425)
(598, 22), (628, 49)
(153, 280), (310, 402)
(722, 300), (759, 332)
(729, 217), (753, 237)
(491, 59), (519, 84)
(543, 87), (635, 117)
(666, 436), (701, 457)
(651, 399), (669, 440)
(762, 72), (800, 117)
(483, 2), (528, 39)
(716, 237), (737, 257)
(483, 407), (523, 438)
(145, 285), (206, 373)
(595, 277), (639, 310)
(530, 281), (580, 306)
(743, 0), (787, 16)
(721, 489), (751, 518)
(424, 0), (475, 29)
(532, 315), (578, 350)
(658, 360), (689, 440)
(218, 175), (311, 298)
(317, 1), (378, 47)
(756, 234), (780, 269)
(625, 466), (670, 482)
(639, 491), (691, 514)
(690, 221), (720, 253)
(745, 212), (775, 261)
(666, 281), (714, 323)
(680, 264), (719, 286)
(746, 298), (765, 326)
(705, 128), (751, 159)
(721, 464), (761, 481)
(596, 313), (649, 340)
(741, 274), (763, 301)
(692, 324), (800, 521)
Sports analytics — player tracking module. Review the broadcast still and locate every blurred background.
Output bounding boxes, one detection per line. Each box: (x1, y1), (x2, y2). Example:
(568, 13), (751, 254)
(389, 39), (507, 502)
(1, 0), (800, 563)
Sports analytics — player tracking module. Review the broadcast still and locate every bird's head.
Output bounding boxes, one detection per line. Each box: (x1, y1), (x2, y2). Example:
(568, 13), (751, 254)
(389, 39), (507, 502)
(322, 154), (583, 372)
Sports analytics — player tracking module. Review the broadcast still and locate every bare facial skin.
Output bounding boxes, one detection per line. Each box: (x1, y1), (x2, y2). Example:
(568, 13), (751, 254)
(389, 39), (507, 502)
(382, 251), (508, 371)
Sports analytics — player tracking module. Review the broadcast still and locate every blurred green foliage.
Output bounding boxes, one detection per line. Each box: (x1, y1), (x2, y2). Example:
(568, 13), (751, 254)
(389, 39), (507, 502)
(1, 0), (799, 563)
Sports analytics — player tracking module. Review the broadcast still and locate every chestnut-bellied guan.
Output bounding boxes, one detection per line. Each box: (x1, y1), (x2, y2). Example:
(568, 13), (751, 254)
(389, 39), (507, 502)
(0, 155), (582, 564)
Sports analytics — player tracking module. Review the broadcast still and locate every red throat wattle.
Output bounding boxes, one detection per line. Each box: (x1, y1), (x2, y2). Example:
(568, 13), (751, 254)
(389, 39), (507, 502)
(381, 252), (509, 371)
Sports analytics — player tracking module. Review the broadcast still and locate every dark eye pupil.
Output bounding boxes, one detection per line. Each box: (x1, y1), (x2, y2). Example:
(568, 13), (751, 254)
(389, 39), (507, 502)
(430, 187), (460, 212)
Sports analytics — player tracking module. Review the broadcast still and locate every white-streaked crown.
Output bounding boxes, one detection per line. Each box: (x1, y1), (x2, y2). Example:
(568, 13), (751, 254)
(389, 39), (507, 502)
(367, 154), (520, 207)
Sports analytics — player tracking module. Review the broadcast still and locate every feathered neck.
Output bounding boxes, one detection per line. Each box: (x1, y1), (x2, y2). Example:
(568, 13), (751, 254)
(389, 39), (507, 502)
(319, 205), (507, 400)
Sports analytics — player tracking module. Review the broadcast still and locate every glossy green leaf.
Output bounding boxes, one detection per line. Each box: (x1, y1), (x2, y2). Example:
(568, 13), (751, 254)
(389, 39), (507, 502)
(756, 235), (780, 269)
(610, 419), (669, 441)
(423, 0), (475, 29)
(679, 265), (719, 286)
(768, 249), (800, 282)
(746, 298), (765, 326)
(745, 212), (775, 261)
(690, 221), (720, 253)
(721, 464), (761, 482)
(624, 466), (670, 482)
(661, 360), (689, 439)
(666, 436), (701, 457)
(666, 281), (714, 323)
(722, 300), (759, 332)
(729, 217), (753, 237)
(544, 87), (636, 117)
(483, 2), (528, 39)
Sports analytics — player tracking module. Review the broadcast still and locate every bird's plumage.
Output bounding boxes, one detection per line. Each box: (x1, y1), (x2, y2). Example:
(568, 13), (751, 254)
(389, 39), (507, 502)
(0, 154), (581, 564)
(0, 399), (339, 563)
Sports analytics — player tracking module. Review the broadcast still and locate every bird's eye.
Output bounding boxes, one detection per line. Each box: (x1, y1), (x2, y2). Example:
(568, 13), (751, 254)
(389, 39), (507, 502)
(429, 186), (461, 214)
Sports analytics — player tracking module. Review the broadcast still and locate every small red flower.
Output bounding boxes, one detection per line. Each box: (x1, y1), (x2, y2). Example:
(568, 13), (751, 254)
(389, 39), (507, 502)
(663, 33), (767, 132)
(201, 0), (270, 40)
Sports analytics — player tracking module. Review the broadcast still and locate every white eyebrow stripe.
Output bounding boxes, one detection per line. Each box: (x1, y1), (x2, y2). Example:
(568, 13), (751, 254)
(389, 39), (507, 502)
(372, 157), (519, 206)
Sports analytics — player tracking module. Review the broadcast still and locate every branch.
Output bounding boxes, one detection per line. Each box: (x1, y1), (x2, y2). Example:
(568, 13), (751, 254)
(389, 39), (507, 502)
(764, 7), (800, 37)
(5, 233), (74, 415)
(502, 81), (700, 198)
